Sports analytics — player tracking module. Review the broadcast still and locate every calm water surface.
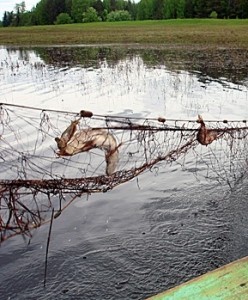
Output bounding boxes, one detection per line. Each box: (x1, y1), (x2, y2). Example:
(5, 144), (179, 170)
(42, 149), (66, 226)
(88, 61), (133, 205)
(0, 46), (248, 300)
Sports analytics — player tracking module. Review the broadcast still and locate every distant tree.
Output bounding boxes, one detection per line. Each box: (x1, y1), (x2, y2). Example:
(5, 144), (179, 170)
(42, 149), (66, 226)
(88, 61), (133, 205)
(137, 0), (153, 20)
(42, 0), (53, 23)
(83, 7), (100, 22)
(228, 0), (239, 18)
(56, 0), (67, 15)
(32, 0), (67, 24)
(93, 0), (105, 20)
(209, 10), (218, 18)
(211, 0), (222, 16)
(3, 0), (247, 25)
(238, 0), (248, 18)
(107, 9), (131, 21)
(65, 0), (73, 15)
(126, 0), (137, 20)
(55, 12), (73, 24)
(164, 0), (177, 18)
(9, 11), (15, 25)
(71, 0), (83, 22)
(176, 0), (185, 18)
(47, 0), (67, 24)
(34, 0), (50, 24)
(219, 0), (229, 18)
(2, 12), (9, 27)
(15, 7), (21, 26)
(185, 0), (195, 18)
(11, 2), (28, 26)
(2, 11), (14, 26)
(15, 1), (26, 14)
(106, 11), (116, 20)
(103, 0), (111, 13)
(19, 11), (34, 26)
(102, 9), (108, 20)
(110, 0), (117, 11)
(194, 0), (208, 17)
(116, 0), (128, 10)
(152, 0), (165, 19)
(71, 0), (93, 22)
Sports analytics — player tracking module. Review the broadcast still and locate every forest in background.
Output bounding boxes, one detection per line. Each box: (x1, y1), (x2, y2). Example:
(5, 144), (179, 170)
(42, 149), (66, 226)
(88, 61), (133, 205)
(1, 0), (248, 27)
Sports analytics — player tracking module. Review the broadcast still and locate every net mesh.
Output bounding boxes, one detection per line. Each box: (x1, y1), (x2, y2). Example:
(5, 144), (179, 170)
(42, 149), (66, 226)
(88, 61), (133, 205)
(0, 103), (247, 243)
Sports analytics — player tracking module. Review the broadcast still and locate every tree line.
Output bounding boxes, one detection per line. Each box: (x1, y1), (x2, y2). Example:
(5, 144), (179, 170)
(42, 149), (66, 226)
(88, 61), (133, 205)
(1, 0), (248, 27)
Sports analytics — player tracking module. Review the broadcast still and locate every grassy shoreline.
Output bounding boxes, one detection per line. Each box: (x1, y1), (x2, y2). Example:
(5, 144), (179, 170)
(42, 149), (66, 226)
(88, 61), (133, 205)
(1, 19), (248, 48)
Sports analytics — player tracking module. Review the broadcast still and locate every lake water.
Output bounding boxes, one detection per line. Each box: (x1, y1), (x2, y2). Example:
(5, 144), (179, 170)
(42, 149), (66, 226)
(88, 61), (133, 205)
(0, 45), (248, 300)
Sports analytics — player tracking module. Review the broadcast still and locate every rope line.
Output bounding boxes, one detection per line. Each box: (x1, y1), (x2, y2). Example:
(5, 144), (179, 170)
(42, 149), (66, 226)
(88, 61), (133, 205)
(1, 102), (247, 124)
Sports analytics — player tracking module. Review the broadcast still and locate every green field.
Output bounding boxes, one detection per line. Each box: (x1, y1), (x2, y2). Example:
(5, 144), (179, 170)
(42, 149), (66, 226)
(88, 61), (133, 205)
(1, 19), (248, 47)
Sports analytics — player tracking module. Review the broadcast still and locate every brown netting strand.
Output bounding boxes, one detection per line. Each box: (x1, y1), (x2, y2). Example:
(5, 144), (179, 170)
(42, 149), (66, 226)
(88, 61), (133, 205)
(0, 103), (247, 243)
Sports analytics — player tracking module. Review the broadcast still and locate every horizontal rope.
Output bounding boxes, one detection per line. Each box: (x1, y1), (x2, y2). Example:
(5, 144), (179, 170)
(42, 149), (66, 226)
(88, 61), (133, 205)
(1, 102), (247, 124)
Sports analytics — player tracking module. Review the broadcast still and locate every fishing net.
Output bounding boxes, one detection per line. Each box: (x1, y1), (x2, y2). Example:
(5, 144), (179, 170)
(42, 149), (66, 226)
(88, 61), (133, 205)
(0, 103), (247, 243)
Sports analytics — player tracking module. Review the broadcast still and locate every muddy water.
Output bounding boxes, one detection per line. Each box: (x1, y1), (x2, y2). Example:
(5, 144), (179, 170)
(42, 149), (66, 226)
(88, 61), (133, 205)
(0, 46), (248, 300)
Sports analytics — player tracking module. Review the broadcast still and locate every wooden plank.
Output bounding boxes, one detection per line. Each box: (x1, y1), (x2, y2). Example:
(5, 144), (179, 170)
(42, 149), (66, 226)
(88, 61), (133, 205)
(147, 256), (248, 300)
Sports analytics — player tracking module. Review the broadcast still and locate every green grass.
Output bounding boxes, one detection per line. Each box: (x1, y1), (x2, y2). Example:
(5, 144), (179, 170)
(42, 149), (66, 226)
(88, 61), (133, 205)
(1, 19), (248, 48)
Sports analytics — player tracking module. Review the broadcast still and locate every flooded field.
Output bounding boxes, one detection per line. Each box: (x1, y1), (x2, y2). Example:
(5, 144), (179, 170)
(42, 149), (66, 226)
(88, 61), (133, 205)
(0, 45), (248, 300)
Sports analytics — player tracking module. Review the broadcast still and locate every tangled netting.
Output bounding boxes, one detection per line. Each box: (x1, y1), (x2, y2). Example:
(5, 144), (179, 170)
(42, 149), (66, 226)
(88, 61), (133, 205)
(0, 103), (247, 243)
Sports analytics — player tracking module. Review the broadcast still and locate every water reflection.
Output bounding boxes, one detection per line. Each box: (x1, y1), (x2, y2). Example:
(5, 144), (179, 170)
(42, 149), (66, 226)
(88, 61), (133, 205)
(1, 46), (247, 121)
(4, 46), (248, 85)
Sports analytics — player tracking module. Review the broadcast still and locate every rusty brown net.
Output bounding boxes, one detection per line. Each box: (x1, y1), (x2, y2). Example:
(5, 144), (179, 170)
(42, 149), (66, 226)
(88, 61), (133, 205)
(0, 103), (247, 243)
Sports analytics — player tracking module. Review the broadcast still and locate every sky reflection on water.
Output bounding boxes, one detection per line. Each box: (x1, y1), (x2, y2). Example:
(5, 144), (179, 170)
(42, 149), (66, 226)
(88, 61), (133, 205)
(1, 46), (247, 121)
